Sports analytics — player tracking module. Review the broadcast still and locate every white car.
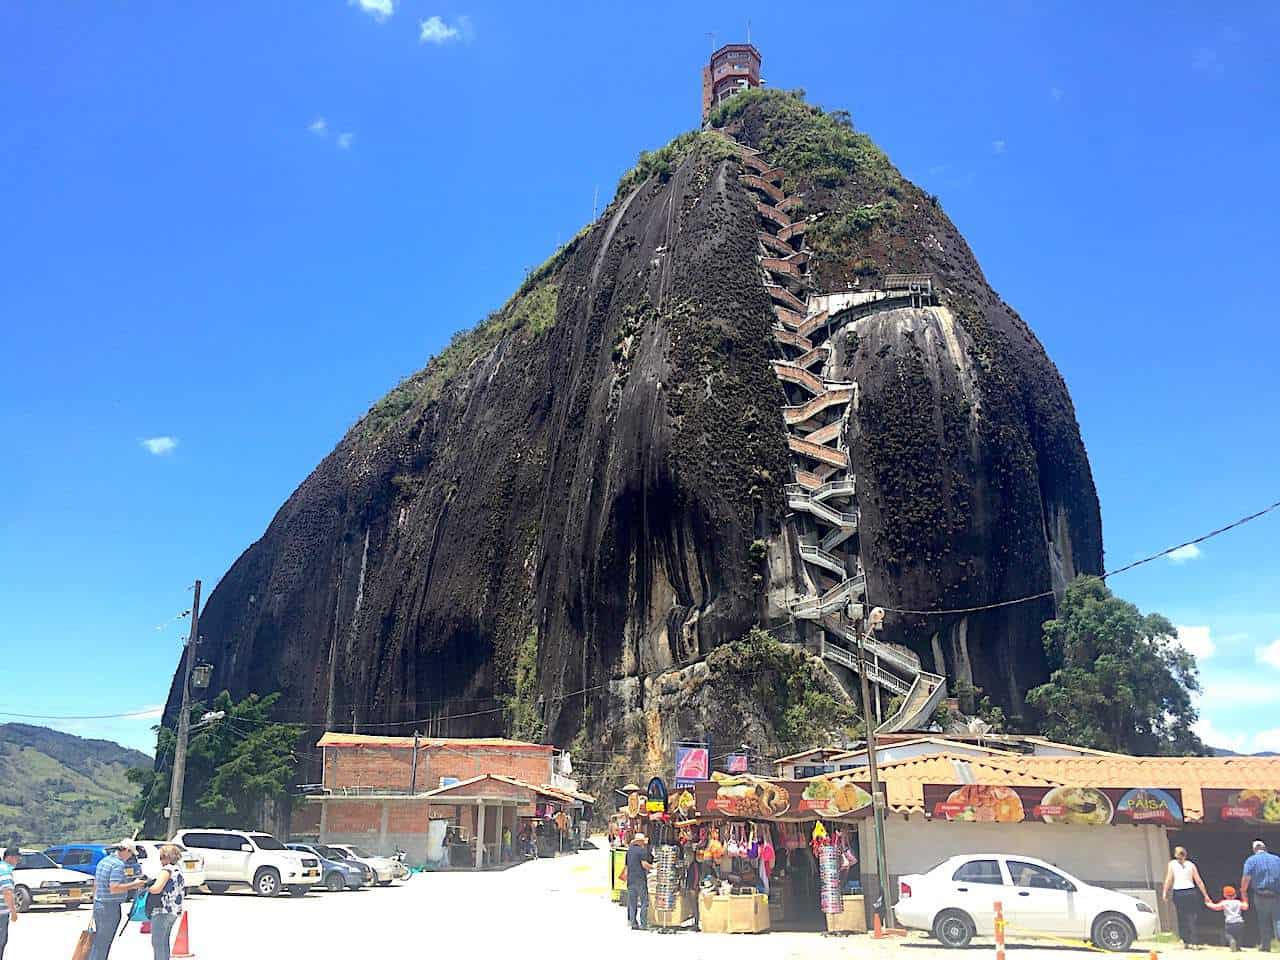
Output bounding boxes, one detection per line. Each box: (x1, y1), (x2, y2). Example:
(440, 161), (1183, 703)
(171, 829), (321, 897)
(10, 850), (95, 912)
(896, 853), (1157, 951)
(133, 840), (207, 890)
(324, 844), (397, 885)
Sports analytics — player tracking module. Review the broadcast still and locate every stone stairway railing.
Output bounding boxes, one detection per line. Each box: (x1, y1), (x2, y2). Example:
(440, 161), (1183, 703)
(732, 137), (946, 731)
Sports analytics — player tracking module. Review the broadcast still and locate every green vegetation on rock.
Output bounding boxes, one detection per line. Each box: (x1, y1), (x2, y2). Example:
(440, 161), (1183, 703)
(1026, 577), (1202, 755)
(615, 129), (740, 199)
(502, 625), (545, 743)
(706, 627), (859, 746)
(0, 724), (149, 844)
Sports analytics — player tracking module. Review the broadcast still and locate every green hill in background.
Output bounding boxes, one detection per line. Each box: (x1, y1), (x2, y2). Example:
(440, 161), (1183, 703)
(0, 723), (150, 846)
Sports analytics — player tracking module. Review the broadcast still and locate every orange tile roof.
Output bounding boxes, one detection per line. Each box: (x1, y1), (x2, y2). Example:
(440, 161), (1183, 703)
(316, 731), (551, 752)
(827, 751), (1280, 822)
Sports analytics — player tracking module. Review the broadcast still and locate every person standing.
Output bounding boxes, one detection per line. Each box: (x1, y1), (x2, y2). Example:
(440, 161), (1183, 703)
(1205, 885), (1249, 952)
(624, 832), (653, 931)
(147, 845), (186, 960)
(1164, 845), (1210, 947)
(0, 847), (19, 960)
(1242, 840), (1280, 952)
(90, 840), (147, 960)
(501, 825), (513, 863)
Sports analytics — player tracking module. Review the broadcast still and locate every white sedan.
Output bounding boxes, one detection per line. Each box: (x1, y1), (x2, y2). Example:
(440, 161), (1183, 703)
(10, 850), (94, 912)
(133, 840), (207, 890)
(324, 844), (397, 885)
(895, 853), (1157, 951)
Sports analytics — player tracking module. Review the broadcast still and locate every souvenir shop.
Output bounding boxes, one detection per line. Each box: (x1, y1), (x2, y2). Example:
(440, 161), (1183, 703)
(610, 774), (877, 934)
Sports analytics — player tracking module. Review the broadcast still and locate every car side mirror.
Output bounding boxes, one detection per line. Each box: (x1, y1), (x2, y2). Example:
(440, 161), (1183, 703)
(241, 844), (253, 853)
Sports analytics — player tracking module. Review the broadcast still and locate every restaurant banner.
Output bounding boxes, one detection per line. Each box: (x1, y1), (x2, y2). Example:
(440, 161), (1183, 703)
(693, 774), (878, 821)
(1203, 788), (1280, 825)
(923, 784), (1184, 826)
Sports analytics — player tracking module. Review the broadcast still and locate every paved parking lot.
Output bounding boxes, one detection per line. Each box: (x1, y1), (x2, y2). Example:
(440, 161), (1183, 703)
(5, 844), (1201, 960)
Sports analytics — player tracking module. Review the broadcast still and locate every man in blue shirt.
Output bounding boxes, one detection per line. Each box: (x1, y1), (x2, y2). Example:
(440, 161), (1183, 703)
(1, 846), (20, 960)
(1242, 839), (1280, 952)
(90, 840), (147, 960)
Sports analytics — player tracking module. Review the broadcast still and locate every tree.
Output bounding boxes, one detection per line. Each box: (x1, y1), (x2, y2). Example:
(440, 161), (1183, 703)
(1025, 576), (1202, 755)
(128, 690), (304, 834)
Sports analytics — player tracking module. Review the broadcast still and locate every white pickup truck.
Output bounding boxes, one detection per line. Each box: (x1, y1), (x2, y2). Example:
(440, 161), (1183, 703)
(170, 829), (321, 897)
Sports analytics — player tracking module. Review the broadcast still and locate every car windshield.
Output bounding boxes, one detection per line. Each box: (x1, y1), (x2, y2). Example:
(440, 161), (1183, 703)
(18, 853), (58, 870)
(249, 834), (286, 851)
(316, 845), (344, 860)
(346, 845), (372, 858)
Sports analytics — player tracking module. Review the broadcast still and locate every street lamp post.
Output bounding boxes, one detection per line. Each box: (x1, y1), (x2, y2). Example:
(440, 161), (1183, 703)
(851, 599), (894, 929)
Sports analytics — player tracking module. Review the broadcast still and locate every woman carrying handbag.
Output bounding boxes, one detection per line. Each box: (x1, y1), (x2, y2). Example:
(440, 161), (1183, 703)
(145, 845), (186, 960)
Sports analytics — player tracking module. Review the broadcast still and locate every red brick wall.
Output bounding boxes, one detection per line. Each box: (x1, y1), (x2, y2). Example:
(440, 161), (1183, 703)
(324, 746), (414, 791)
(325, 800), (380, 834)
(291, 802), (322, 836)
(386, 803), (428, 834)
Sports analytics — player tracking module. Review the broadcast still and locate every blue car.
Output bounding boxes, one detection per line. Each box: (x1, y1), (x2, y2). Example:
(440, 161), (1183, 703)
(286, 843), (366, 892)
(43, 844), (114, 877)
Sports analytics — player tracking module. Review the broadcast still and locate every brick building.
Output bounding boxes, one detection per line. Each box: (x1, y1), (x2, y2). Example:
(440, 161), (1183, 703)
(302, 732), (591, 867)
(701, 42), (761, 123)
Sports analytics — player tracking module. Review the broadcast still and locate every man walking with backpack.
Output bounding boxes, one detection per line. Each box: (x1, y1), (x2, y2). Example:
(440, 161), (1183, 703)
(1242, 840), (1280, 952)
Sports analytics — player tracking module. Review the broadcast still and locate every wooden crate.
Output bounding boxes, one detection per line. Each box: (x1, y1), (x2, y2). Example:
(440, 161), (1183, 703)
(825, 895), (867, 933)
(650, 891), (694, 928)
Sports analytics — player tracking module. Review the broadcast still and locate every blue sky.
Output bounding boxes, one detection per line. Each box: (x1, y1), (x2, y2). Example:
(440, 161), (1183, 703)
(1, 2), (1276, 754)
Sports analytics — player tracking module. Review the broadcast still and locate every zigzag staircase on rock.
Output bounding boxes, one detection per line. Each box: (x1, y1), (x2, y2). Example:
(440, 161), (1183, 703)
(733, 139), (947, 734)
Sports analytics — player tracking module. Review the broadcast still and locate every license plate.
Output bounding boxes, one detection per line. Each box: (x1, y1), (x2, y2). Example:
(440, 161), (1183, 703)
(68, 889), (81, 898)
(183, 862), (198, 869)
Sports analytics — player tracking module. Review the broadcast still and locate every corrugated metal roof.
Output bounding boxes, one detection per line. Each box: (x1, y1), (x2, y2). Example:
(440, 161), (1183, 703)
(316, 732), (551, 751)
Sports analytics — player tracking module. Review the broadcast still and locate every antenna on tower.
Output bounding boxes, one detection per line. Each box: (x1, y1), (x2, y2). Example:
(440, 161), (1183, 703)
(746, 20), (751, 44)
(706, 31), (717, 51)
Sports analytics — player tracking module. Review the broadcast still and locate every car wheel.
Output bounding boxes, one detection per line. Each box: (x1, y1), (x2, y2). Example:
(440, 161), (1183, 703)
(206, 882), (231, 895)
(1092, 913), (1136, 952)
(253, 868), (281, 897)
(287, 885), (309, 897)
(377, 879), (392, 887)
(933, 909), (975, 948)
(13, 886), (32, 914)
(326, 873), (345, 892)
(63, 903), (82, 910)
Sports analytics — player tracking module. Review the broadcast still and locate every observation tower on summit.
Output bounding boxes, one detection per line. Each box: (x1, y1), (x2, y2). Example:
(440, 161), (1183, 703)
(701, 43), (761, 124)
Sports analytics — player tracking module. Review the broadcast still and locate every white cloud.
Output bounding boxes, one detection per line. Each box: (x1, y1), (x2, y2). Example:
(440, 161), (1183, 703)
(1251, 729), (1280, 754)
(991, 139), (1006, 154)
(1167, 543), (1201, 563)
(419, 15), (466, 44)
(1174, 624), (1216, 660)
(308, 117), (328, 136)
(350, 0), (394, 21)
(141, 436), (177, 456)
(336, 132), (354, 150)
(1257, 638), (1280, 670)
(1194, 715), (1247, 753)
(1199, 679), (1278, 707)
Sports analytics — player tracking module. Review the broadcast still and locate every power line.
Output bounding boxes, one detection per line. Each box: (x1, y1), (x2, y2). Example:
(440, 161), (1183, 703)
(877, 497), (1280, 618)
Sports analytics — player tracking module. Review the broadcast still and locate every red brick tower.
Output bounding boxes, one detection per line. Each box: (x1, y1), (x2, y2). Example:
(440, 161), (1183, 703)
(701, 43), (762, 124)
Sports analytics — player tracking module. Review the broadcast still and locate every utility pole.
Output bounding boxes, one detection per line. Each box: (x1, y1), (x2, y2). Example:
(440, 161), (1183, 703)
(853, 598), (894, 928)
(166, 579), (201, 840)
(410, 730), (421, 794)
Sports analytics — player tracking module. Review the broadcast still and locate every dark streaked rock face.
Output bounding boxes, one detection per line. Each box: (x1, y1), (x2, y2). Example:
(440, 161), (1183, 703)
(165, 95), (1103, 760)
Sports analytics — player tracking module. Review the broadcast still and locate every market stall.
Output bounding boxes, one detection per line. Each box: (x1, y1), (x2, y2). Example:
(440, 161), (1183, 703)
(610, 773), (878, 934)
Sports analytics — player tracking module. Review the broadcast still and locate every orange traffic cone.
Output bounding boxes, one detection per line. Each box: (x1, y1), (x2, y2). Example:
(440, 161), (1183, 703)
(172, 912), (194, 958)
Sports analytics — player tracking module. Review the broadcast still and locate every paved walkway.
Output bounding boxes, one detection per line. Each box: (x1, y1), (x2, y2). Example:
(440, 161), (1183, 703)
(4, 844), (1205, 959)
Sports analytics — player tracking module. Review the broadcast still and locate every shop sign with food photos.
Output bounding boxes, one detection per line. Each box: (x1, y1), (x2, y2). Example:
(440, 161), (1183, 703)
(694, 773), (878, 820)
(1203, 789), (1280, 824)
(923, 785), (1184, 826)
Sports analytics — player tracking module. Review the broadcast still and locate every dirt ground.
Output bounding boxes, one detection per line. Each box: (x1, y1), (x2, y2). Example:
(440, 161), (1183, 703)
(2, 843), (1232, 960)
